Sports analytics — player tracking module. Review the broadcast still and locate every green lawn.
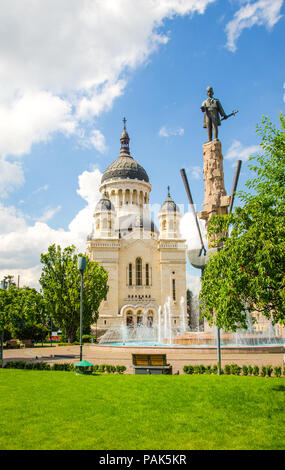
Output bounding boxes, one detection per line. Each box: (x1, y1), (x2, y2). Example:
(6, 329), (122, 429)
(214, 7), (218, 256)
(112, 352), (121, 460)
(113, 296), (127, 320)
(0, 370), (284, 450)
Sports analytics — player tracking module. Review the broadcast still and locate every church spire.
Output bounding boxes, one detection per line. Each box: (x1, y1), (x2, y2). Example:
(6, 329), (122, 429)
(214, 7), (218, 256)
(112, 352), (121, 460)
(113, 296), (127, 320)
(120, 117), (130, 156)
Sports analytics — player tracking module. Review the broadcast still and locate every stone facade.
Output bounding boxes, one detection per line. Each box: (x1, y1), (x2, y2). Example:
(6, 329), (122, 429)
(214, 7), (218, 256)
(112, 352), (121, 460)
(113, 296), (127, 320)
(86, 124), (187, 333)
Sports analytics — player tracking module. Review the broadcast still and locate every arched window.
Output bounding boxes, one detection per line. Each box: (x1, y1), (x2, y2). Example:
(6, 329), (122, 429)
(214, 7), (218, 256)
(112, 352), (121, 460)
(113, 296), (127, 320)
(129, 263), (132, 286)
(136, 257), (142, 286)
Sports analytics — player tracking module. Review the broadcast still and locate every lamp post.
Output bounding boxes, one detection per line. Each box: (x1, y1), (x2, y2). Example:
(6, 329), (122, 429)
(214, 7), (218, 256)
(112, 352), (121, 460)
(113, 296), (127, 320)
(78, 256), (86, 362)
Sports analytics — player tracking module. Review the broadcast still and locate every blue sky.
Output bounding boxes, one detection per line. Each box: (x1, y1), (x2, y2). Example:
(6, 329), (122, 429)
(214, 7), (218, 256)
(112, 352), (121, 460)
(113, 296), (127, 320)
(0, 0), (284, 293)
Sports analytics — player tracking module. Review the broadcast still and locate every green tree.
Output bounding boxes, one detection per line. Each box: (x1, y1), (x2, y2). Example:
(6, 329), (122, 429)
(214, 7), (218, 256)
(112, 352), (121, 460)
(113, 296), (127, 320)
(200, 114), (285, 331)
(0, 285), (48, 341)
(39, 244), (108, 343)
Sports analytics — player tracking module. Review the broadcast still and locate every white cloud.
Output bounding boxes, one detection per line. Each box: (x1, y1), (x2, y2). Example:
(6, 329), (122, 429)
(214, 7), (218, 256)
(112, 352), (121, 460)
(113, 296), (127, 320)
(188, 166), (202, 180)
(0, 158), (25, 197)
(0, 168), (103, 288)
(36, 205), (62, 223)
(32, 185), (49, 194)
(89, 130), (107, 154)
(180, 211), (207, 250)
(224, 139), (260, 161)
(158, 125), (185, 137)
(0, 91), (76, 158)
(0, 0), (215, 161)
(225, 0), (283, 52)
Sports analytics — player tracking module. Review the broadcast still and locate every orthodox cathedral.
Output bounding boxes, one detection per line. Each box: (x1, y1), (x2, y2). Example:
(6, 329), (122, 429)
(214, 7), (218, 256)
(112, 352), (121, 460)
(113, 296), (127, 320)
(86, 121), (187, 332)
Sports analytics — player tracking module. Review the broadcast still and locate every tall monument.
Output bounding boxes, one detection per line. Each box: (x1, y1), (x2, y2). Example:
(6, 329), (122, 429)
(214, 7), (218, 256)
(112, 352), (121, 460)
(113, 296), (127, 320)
(198, 86), (236, 242)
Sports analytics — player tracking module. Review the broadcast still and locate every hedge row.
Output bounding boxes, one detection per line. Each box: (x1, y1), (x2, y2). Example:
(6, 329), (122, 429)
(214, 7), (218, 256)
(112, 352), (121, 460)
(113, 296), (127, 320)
(183, 364), (285, 377)
(2, 361), (126, 374)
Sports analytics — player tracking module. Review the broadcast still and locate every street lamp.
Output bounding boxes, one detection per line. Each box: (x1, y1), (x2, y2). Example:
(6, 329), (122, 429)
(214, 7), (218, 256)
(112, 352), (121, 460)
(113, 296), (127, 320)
(78, 256), (86, 362)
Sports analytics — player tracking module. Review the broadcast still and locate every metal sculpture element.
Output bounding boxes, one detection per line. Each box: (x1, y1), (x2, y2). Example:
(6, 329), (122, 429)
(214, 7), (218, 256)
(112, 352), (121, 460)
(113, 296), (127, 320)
(201, 86), (238, 142)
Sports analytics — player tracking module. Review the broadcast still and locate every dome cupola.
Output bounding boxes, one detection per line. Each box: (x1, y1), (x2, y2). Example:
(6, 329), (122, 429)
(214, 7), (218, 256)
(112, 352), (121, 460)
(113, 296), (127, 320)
(101, 118), (149, 184)
(160, 187), (179, 213)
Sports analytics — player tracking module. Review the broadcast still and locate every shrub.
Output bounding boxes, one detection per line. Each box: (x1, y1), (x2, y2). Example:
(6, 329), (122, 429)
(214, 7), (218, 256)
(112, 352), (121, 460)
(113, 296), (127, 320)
(193, 366), (200, 374)
(183, 365), (194, 375)
(261, 366), (267, 377)
(224, 364), (231, 375)
(199, 365), (206, 375)
(82, 335), (92, 343)
(116, 365), (126, 374)
(33, 362), (51, 370)
(230, 364), (241, 376)
(266, 365), (273, 377)
(98, 364), (105, 373)
(248, 365), (253, 376)
(52, 363), (74, 371)
(253, 365), (259, 376)
(212, 365), (218, 375)
(274, 366), (281, 378)
(242, 365), (248, 376)
(205, 365), (212, 374)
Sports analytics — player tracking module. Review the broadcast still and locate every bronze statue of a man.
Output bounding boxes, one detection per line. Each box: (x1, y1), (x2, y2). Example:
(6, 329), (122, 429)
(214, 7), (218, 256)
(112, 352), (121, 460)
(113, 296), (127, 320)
(201, 87), (228, 142)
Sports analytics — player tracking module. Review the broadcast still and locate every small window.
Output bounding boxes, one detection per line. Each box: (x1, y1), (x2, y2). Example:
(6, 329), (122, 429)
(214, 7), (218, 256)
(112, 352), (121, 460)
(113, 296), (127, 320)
(129, 263), (132, 286)
(172, 279), (176, 301)
(146, 264), (150, 286)
(136, 257), (142, 286)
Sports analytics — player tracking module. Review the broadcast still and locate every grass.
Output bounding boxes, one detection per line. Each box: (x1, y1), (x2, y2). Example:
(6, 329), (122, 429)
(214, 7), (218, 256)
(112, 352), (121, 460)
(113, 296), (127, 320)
(0, 370), (285, 450)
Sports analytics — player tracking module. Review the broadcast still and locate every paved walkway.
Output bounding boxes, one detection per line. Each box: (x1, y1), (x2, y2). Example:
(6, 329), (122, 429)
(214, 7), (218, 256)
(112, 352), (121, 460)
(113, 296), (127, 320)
(3, 344), (284, 374)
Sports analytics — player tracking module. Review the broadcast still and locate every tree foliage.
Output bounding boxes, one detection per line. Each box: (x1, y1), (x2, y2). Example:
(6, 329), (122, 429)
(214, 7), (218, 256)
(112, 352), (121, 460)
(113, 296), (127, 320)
(39, 244), (108, 342)
(200, 114), (285, 331)
(0, 284), (47, 340)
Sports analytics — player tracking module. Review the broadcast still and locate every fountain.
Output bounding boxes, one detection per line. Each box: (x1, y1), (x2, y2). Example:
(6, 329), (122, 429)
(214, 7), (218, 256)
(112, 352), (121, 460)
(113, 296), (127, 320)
(98, 296), (284, 351)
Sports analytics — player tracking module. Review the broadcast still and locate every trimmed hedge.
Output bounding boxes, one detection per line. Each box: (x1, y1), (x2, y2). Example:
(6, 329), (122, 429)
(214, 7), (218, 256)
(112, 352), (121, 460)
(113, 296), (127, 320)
(183, 363), (285, 378)
(3, 361), (126, 374)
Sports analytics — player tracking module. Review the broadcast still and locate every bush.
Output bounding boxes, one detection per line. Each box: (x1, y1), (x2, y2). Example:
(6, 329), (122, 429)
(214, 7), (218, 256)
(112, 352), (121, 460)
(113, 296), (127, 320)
(261, 366), (267, 377)
(248, 365), (253, 376)
(116, 365), (126, 374)
(183, 365), (194, 375)
(253, 365), (259, 376)
(266, 365), (273, 377)
(242, 365), (248, 376)
(224, 364), (231, 375)
(52, 363), (74, 371)
(274, 366), (281, 378)
(230, 364), (241, 376)
(193, 366), (200, 374)
(199, 365), (206, 375)
(212, 365), (218, 375)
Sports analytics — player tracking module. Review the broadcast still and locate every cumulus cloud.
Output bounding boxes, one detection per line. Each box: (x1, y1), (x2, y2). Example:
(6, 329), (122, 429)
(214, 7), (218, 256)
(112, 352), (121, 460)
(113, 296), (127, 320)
(224, 139), (260, 161)
(225, 0), (283, 52)
(0, 158), (25, 197)
(36, 205), (62, 223)
(0, 0), (216, 160)
(158, 125), (185, 137)
(180, 211), (207, 250)
(0, 168), (103, 288)
(188, 166), (203, 180)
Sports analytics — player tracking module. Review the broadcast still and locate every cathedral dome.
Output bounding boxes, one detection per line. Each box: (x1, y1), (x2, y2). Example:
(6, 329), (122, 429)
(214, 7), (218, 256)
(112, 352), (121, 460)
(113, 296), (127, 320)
(160, 187), (179, 213)
(101, 120), (149, 184)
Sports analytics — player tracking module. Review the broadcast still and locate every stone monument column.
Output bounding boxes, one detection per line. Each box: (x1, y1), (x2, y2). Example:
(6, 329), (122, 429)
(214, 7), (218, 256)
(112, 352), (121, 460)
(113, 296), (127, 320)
(198, 140), (231, 245)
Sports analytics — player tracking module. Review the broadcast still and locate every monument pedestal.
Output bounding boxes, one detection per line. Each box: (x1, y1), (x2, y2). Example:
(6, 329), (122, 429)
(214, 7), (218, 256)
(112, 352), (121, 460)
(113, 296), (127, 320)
(198, 140), (230, 245)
